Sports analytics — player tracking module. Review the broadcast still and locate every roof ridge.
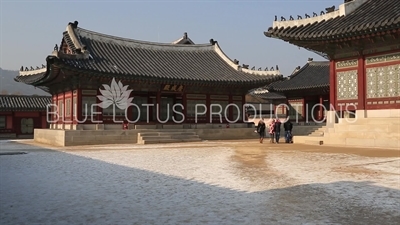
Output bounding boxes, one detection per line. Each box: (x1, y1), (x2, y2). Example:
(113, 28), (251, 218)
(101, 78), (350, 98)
(308, 61), (330, 65)
(0, 95), (51, 98)
(271, 0), (369, 29)
(75, 26), (212, 48)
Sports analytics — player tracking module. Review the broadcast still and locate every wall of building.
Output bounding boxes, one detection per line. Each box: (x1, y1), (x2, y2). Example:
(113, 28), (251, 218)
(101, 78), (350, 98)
(332, 50), (400, 114)
(50, 87), (247, 126)
(0, 111), (48, 137)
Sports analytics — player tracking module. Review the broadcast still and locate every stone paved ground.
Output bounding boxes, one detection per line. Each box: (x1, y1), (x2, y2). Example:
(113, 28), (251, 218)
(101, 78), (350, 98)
(0, 139), (399, 225)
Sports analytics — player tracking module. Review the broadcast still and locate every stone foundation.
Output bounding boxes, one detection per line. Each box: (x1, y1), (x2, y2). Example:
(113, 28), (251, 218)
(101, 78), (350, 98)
(33, 123), (324, 147)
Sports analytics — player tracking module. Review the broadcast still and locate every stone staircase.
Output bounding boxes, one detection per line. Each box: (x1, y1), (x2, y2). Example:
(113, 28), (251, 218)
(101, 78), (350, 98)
(323, 117), (400, 148)
(137, 130), (202, 144)
(295, 117), (400, 148)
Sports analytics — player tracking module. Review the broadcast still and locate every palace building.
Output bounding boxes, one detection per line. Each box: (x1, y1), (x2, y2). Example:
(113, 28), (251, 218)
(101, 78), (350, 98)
(16, 21), (283, 130)
(267, 59), (330, 123)
(0, 95), (51, 138)
(264, 0), (400, 148)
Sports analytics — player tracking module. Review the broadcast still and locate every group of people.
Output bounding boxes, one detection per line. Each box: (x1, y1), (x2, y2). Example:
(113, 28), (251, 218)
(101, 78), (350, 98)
(256, 118), (293, 144)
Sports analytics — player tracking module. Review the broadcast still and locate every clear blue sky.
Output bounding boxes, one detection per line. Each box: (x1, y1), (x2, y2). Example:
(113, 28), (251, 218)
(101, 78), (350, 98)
(0, 0), (339, 76)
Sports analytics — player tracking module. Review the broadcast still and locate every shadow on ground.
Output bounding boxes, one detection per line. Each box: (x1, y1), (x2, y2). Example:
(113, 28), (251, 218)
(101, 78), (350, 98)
(0, 140), (399, 225)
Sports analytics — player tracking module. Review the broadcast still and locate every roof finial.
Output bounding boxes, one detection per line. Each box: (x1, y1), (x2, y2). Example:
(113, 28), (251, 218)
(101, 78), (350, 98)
(54, 44), (58, 51)
(184, 32), (188, 39)
(209, 39), (217, 45)
(308, 57), (314, 62)
(233, 59), (239, 65)
(68, 21), (79, 28)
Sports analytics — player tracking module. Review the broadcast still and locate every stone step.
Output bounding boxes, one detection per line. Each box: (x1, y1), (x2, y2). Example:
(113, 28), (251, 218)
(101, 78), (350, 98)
(141, 138), (202, 144)
(140, 135), (200, 141)
(339, 118), (400, 125)
(139, 132), (197, 136)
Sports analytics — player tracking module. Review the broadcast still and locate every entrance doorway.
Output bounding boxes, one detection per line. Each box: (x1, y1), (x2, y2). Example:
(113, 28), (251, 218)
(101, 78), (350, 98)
(21, 118), (34, 134)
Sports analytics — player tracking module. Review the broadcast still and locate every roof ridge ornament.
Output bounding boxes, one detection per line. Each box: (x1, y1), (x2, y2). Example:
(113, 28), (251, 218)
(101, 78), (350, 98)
(209, 39), (217, 45)
(68, 21), (79, 28)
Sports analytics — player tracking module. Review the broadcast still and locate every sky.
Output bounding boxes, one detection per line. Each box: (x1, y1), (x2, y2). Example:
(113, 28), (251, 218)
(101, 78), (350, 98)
(0, 0), (340, 77)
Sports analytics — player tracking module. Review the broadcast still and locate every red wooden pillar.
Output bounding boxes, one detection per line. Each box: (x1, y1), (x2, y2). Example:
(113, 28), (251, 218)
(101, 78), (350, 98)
(77, 89), (82, 123)
(329, 60), (336, 111)
(302, 98), (306, 121)
(96, 89), (102, 123)
(156, 91), (161, 122)
(126, 90), (133, 122)
(55, 94), (59, 125)
(241, 94), (246, 123)
(206, 94), (210, 123)
(357, 56), (366, 110)
(182, 93), (187, 123)
(63, 92), (66, 125)
(68, 91), (73, 124)
(228, 94), (233, 122)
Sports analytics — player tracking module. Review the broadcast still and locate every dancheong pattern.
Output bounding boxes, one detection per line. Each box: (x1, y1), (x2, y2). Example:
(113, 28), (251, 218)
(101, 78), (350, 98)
(366, 63), (400, 98)
(336, 70), (358, 100)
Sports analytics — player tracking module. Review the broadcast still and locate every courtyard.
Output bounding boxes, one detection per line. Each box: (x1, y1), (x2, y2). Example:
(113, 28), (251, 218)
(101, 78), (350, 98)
(0, 140), (399, 225)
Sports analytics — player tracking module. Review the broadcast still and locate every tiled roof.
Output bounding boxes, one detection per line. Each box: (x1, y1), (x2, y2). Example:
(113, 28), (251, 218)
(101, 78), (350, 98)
(0, 95), (51, 111)
(17, 21), (283, 87)
(264, 0), (400, 41)
(268, 61), (329, 92)
(253, 91), (286, 100)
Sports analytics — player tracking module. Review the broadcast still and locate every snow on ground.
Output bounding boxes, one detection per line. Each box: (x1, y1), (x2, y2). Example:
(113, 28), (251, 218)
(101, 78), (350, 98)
(0, 140), (399, 225)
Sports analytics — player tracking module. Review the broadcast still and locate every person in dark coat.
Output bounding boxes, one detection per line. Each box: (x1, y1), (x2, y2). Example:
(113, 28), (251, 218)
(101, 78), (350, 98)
(284, 120), (293, 143)
(256, 118), (266, 143)
(274, 119), (282, 143)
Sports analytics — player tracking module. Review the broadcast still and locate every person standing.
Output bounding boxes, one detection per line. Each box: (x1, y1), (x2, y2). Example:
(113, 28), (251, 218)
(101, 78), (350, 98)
(284, 120), (293, 143)
(274, 119), (282, 143)
(268, 119), (276, 143)
(256, 118), (266, 143)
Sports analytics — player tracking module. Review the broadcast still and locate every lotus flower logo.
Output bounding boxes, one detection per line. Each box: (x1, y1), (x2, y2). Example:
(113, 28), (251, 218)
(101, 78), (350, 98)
(97, 78), (133, 110)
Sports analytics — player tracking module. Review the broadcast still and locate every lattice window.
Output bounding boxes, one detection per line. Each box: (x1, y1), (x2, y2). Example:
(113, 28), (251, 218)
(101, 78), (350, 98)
(65, 99), (71, 116)
(336, 70), (358, 100)
(367, 63), (400, 98)
(73, 97), (77, 117)
(58, 100), (64, 118)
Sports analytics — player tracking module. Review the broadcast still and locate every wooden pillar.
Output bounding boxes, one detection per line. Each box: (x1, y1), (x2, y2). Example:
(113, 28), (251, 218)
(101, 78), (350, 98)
(228, 94), (233, 122)
(126, 91), (133, 122)
(329, 60), (336, 111)
(206, 94), (210, 123)
(96, 89), (102, 123)
(156, 91), (161, 122)
(55, 94), (59, 125)
(357, 56), (365, 110)
(63, 92), (66, 125)
(302, 98), (306, 121)
(242, 94), (246, 123)
(182, 93), (187, 123)
(77, 89), (82, 123)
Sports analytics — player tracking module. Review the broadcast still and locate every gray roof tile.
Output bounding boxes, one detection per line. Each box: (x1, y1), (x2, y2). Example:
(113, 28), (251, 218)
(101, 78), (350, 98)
(268, 61), (329, 92)
(0, 95), (51, 111)
(265, 0), (400, 41)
